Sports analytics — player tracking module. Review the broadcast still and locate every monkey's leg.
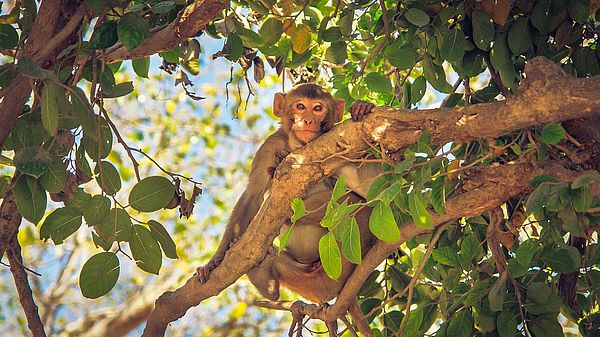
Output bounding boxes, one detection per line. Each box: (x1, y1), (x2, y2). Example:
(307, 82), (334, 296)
(348, 299), (372, 337)
(246, 246), (280, 301)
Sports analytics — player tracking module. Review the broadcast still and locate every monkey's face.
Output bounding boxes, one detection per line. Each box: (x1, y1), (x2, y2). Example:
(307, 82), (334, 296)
(288, 98), (329, 143)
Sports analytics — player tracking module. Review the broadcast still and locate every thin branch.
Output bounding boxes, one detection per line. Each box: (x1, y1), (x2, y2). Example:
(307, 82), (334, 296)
(100, 107), (142, 182)
(33, 4), (87, 64)
(7, 237), (47, 337)
(379, 0), (391, 41)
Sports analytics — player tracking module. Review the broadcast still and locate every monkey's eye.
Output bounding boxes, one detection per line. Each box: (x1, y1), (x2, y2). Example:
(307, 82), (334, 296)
(296, 103), (305, 110)
(313, 105), (323, 112)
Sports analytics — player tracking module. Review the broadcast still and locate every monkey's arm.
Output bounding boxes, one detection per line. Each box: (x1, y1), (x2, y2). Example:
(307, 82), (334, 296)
(335, 163), (382, 199)
(198, 131), (288, 283)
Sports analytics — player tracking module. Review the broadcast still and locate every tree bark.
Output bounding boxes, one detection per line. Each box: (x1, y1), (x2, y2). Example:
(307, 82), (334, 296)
(141, 57), (600, 336)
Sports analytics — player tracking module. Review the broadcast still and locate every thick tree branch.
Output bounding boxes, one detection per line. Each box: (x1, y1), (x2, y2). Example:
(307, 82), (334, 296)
(102, 0), (229, 63)
(141, 56), (600, 336)
(8, 235), (47, 337)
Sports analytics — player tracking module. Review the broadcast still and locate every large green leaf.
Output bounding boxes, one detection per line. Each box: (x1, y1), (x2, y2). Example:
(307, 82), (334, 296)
(79, 252), (120, 299)
(507, 17), (532, 55)
(432, 246), (460, 268)
(497, 309), (519, 337)
(318, 231), (342, 280)
(341, 217), (361, 264)
(83, 195), (111, 226)
(290, 197), (305, 223)
(13, 146), (51, 178)
(117, 13), (149, 50)
(94, 161), (121, 195)
(82, 116), (113, 160)
(541, 123), (565, 144)
(447, 309), (473, 337)
(385, 45), (417, 70)
(0, 24), (19, 49)
(132, 57), (150, 78)
(14, 175), (47, 224)
(471, 9), (494, 50)
(41, 81), (61, 135)
(130, 224), (162, 274)
(39, 159), (66, 193)
(364, 72), (393, 94)
(423, 54), (452, 93)
(148, 220), (178, 259)
(96, 208), (132, 243)
(410, 76), (426, 104)
(368, 202), (399, 242)
(405, 8), (430, 27)
(129, 176), (175, 212)
(325, 41), (347, 64)
(259, 18), (283, 45)
(408, 193), (433, 229)
(88, 21), (118, 49)
(440, 28), (466, 63)
(39, 206), (82, 244)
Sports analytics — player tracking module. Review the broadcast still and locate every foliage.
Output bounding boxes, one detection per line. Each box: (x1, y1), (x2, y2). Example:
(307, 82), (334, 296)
(1, 0), (600, 336)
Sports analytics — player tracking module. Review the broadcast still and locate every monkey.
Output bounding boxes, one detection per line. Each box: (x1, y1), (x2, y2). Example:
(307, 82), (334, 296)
(197, 83), (377, 336)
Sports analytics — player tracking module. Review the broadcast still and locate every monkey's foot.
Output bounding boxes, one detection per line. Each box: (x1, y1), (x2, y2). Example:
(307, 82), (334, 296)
(306, 261), (323, 274)
(196, 258), (220, 283)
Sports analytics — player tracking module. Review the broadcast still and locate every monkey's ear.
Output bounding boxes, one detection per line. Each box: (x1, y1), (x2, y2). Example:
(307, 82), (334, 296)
(334, 98), (345, 122)
(273, 93), (286, 117)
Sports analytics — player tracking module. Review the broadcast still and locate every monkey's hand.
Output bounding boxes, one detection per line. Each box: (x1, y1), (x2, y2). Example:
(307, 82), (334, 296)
(349, 100), (375, 121)
(267, 148), (290, 177)
(196, 255), (223, 283)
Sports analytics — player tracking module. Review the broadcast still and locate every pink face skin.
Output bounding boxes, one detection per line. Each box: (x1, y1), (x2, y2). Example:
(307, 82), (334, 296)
(289, 99), (329, 143)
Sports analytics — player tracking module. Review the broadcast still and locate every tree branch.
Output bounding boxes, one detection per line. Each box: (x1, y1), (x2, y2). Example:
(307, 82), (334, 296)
(101, 0), (229, 64)
(0, 173), (21, 259)
(7, 235), (47, 337)
(141, 56), (600, 336)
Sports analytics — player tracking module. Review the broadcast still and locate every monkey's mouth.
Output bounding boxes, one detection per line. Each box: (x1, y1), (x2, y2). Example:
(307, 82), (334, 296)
(295, 130), (320, 141)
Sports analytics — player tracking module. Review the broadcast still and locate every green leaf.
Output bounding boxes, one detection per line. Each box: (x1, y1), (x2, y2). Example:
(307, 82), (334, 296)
(431, 176), (446, 214)
(14, 175), (47, 224)
(234, 20), (263, 48)
(368, 202), (400, 242)
(541, 247), (580, 273)
(289, 24), (311, 54)
(507, 17), (532, 55)
(568, 0), (589, 23)
(290, 197), (305, 223)
(66, 189), (92, 215)
(148, 220), (178, 259)
(0, 24), (19, 49)
(39, 206), (82, 244)
(0, 176), (11, 195)
(472, 9), (494, 50)
(440, 28), (466, 63)
(341, 217), (361, 264)
(94, 161), (121, 195)
(97, 208), (132, 243)
(17, 56), (55, 79)
(490, 33), (511, 69)
(88, 21), (118, 49)
(225, 33), (243, 61)
(497, 309), (519, 337)
(41, 81), (61, 135)
(325, 41), (347, 64)
(79, 252), (120, 299)
(525, 183), (551, 214)
(332, 175), (347, 201)
(129, 176), (175, 212)
(405, 8), (430, 27)
(103, 81), (134, 98)
(13, 146), (51, 178)
(39, 159), (66, 193)
(131, 224), (162, 274)
(432, 246), (460, 268)
(384, 45), (417, 70)
(364, 72), (393, 94)
(541, 123), (565, 144)
(572, 186), (593, 212)
(408, 193), (433, 229)
(319, 231), (342, 280)
(528, 316), (565, 337)
(423, 54), (452, 93)
(82, 116), (113, 160)
(372, 179), (403, 205)
(117, 13), (149, 50)
(278, 224), (294, 252)
(447, 309), (473, 337)
(401, 307), (424, 336)
(571, 174), (598, 189)
(132, 57), (150, 78)
(259, 18), (283, 45)
(83, 195), (111, 226)
(488, 272), (507, 311)
(410, 76), (426, 104)
(322, 26), (342, 42)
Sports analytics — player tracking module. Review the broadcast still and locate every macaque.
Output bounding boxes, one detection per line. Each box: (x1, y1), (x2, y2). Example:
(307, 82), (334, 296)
(197, 83), (377, 336)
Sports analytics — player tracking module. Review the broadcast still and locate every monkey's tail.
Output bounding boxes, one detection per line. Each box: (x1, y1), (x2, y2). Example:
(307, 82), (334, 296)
(348, 299), (373, 337)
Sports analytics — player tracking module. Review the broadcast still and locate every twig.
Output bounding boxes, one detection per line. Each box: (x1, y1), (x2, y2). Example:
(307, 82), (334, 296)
(439, 77), (463, 108)
(7, 237), (47, 337)
(395, 224), (446, 337)
(379, 0), (391, 41)
(483, 52), (511, 97)
(130, 148), (202, 186)
(100, 107), (142, 182)
(340, 315), (360, 337)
